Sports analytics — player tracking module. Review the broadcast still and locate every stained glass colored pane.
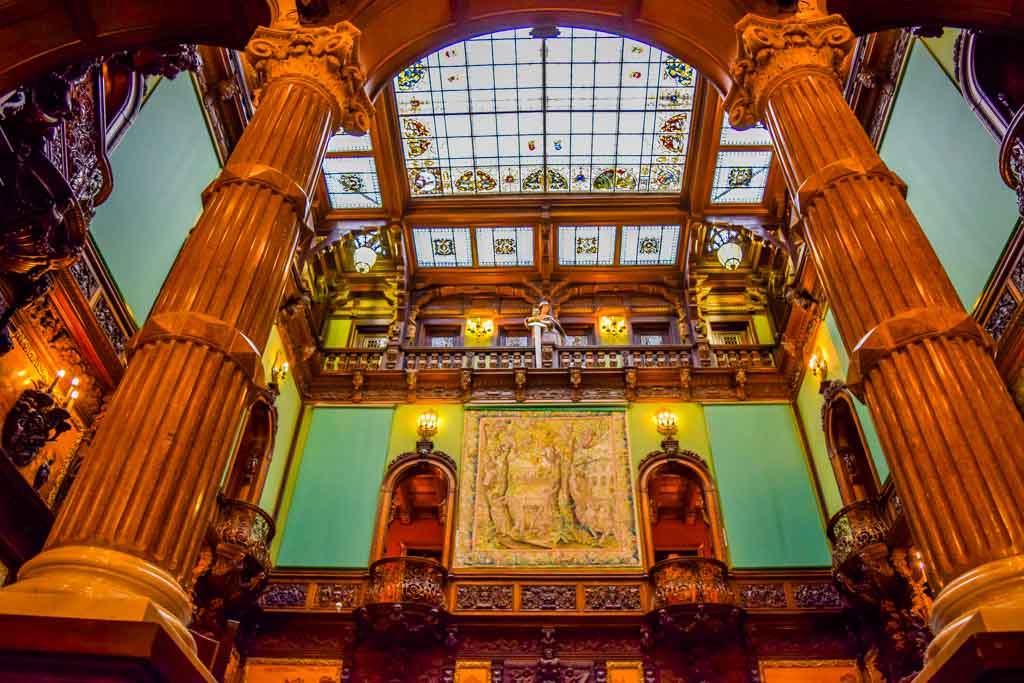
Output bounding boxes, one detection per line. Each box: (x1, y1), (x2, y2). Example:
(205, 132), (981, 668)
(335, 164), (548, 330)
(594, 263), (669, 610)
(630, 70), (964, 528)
(413, 227), (473, 267)
(619, 224), (680, 265)
(476, 226), (534, 266)
(719, 117), (772, 146)
(709, 150), (772, 204)
(558, 225), (616, 265)
(394, 27), (697, 196)
(324, 156), (382, 208)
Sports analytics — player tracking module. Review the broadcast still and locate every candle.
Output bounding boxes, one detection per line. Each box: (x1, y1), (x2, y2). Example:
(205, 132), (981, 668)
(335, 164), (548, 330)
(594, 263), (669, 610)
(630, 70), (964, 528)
(46, 369), (66, 393)
(64, 389), (79, 411)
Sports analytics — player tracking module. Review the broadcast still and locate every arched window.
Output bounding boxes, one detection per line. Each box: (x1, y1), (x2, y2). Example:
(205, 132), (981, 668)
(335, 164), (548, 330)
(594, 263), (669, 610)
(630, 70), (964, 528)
(637, 446), (725, 567)
(222, 398), (276, 505)
(371, 447), (457, 567)
(822, 382), (881, 506)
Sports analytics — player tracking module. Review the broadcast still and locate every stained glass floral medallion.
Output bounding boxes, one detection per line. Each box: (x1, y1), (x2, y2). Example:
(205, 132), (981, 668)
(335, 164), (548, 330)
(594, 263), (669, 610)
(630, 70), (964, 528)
(324, 156), (382, 209)
(710, 150), (772, 204)
(620, 225), (680, 265)
(393, 27), (698, 196)
(558, 225), (616, 265)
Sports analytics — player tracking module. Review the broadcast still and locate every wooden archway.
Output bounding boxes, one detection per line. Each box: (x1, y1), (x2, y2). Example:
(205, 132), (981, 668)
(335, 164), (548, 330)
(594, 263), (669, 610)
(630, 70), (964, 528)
(637, 447), (727, 569)
(822, 382), (881, 506)
(223, 397), (278, 505)
(370, 445), (458, 568)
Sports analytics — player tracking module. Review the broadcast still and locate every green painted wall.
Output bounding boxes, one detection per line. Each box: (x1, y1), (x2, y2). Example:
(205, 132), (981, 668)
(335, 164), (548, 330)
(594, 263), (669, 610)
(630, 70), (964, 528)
(387, 404), (465, 465)
(752, 314), (774, 345)
(881, 40), (1019, 308)
(276, 407), (395, 568)
(90, 75), (221, 324)
(705, 404), (831, 568)
(921, 30), (961, 83)
(258, 326), (303, 513)
(628, 403), (711, 470)
(270, 406), (311, 563)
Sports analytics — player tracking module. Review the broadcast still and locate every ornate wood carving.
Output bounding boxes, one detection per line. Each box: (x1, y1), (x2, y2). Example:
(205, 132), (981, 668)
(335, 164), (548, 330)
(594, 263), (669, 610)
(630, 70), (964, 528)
(0, 389), (71, 467)
(520, 586), (577, 611)
(455, 584), (514, 611)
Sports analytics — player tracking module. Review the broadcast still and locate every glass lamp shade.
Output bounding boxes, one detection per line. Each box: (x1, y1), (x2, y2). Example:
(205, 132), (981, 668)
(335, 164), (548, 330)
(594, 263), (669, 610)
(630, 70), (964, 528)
(417, 409), (439, 438)
(353, 245), (378, 273)
(655, 409), (678, 436)
(716, 241), (743, 271)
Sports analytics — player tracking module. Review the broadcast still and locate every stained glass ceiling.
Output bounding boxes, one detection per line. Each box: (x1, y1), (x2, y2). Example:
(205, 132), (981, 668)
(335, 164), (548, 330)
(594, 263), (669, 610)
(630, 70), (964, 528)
(393, 27), (698, 197)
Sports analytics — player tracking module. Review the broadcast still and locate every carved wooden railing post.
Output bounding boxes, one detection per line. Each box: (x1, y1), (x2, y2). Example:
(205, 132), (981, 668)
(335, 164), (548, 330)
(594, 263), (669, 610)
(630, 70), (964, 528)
(725, 6), (1024, 676)
(0, 18), (371, 667)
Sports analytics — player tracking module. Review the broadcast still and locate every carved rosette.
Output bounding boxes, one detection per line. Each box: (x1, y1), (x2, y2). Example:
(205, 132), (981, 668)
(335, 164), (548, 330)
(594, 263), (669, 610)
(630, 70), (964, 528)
(245, 21), (373, 135)
(725, 11), (856, 129)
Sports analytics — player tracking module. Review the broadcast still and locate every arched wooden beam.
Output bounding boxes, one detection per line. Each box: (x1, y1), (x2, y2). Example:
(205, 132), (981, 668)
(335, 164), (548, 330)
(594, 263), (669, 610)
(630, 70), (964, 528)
(0, 0), (271, 96)
(346, 0), (764, 99)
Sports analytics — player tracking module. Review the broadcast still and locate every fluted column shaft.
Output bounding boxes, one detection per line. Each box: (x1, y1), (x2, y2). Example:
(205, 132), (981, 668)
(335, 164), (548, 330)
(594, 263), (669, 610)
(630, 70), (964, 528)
(726, 10), (1024, 664)
(3, 20), (372, 655)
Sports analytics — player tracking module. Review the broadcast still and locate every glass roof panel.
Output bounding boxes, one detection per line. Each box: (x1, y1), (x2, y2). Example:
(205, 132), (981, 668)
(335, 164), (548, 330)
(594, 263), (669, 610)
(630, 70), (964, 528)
(476, 226), (534, 267)
(558, 225), (617, 265)
(324, 156), (382, 209)
(394, 27), (697, 196)
(620, 225), (680, 265)
(720, 119), (772, 146)
(413, 227), (473, 267)
(327, 131), (373, 153)
(709, 150), (772, 204)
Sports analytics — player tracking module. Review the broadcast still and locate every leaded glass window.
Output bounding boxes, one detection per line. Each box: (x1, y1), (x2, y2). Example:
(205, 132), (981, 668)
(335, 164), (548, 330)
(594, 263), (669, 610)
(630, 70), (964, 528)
(394, 27), (697, 197)
(324, 156), (382, 209)
(413, 227), (473, 267)
(709, 112), (774, 205)
(476, 227), (534, 266)
(619, 225), (680, 265)
(558, 225), (616, 265)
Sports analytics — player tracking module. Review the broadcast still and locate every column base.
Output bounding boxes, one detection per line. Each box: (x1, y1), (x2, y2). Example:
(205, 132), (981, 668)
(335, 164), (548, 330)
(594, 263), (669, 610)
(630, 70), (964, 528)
(915, 607), (1024, 682)
(0, 596), (214, 682)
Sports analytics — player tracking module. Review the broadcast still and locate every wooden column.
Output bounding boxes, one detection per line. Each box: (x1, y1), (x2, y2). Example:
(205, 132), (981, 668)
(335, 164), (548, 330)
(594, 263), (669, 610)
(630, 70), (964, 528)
(0, 19), (371, 667)
(725, 8), (1024, 676)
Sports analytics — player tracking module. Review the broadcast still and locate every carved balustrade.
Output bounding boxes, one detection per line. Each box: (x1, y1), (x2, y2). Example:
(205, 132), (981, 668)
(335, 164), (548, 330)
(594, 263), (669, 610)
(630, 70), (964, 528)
(364, 556), (447, 608)
(191, 496), (275, 638)
(322, 344), (778, 374)
(827, 500), (890, 571)
(650, 557), (740, 609)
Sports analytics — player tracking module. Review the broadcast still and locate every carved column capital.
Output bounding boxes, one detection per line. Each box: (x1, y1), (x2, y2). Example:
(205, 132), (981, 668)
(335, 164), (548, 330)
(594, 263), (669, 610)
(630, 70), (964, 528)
(725, 11), (856, 129)
(245, 21), (373, 135)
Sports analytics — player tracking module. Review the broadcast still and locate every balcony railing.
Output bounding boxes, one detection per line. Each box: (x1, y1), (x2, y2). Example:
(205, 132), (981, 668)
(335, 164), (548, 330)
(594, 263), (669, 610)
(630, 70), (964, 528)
(365, 556), (447, 608)
(211, 497), (275, 571)
(650, 557), (739, 609)
(321, 343), (776, 374)
(827, 499), (889, 570)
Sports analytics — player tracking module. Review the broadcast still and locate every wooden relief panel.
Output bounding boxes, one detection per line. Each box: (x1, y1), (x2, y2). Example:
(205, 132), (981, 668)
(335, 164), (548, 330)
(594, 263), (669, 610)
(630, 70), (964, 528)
(454, 410), (640, 568)
(759, 660), (860, 683)
(242, 658), (343, 683)
(455, 661), (492, 683)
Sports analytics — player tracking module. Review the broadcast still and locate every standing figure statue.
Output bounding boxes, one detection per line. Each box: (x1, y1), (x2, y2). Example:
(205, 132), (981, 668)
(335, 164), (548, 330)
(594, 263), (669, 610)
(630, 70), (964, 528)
(524, 300), (565, 368)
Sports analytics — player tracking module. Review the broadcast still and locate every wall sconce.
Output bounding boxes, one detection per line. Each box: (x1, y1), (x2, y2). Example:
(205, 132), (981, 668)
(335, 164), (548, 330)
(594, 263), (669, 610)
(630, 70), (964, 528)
(271, 352), (290, 386)
(417, 409), (439, 439)
(599, 316), (627, 336)
(808, 348), (828, 378)
(654, 409), (678, 437)
(716, 239), (744, 271)
(465, 318), (494, 339)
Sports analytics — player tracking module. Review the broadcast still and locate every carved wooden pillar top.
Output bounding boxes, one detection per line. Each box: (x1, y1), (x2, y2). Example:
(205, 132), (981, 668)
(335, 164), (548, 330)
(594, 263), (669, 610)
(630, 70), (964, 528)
(725, 8), (1024, 677)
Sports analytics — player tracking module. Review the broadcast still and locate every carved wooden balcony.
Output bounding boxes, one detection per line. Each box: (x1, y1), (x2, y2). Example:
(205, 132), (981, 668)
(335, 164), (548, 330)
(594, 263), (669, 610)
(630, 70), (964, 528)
(648, 557), (745, 647)
(827, 499), (890, 572)
(358, 556), (449, 645)
(191, 496), (275, 638)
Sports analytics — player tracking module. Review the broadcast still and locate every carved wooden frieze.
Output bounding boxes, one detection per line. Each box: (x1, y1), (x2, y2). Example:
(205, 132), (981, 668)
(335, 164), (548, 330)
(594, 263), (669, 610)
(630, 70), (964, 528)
(793, 583), (842, 609)
(739, 583), (788, 609)
(455, 584), (514, 611)
(316, 583), (361, 609)
(260, 582), (309, 609)
(520, 585), (577, 611)
(582, 585), (642, 611)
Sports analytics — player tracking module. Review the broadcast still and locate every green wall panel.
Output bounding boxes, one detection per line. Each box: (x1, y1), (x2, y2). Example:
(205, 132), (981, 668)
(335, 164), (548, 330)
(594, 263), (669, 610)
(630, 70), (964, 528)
(388, 404), (465, 466)
(276, 407), (395, 568)
(628, 403), (711, 470)
(705, 404), (831, 568)
(881, 40), (1019, 309)
(90, 75), (221, 324)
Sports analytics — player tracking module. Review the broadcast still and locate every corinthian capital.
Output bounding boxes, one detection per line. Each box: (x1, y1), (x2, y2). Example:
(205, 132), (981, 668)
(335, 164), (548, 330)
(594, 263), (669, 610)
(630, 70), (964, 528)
(246, 21), (373, 135)
(724, 12), (855, 129)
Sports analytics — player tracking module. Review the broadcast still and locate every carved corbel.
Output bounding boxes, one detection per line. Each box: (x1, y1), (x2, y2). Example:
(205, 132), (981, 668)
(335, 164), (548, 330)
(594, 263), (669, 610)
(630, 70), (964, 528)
(624, 368), (638, 402)
(351, 369), (364, 403)
(514, 368), (527, 403)
(734, 367), (748, 401)
(406, 368), (418, 402)
(679, 367), (692, 400)
(570, 367), (582, 402)
(460, 369), (472, 403)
